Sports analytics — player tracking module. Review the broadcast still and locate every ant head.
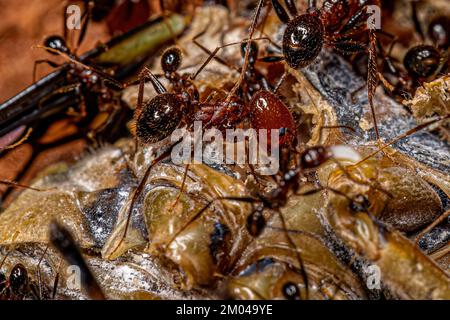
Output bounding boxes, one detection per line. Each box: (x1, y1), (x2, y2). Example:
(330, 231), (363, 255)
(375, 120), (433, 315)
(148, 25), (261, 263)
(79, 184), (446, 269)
(136, 93), (185, 144)
(282, 281), (301, 300)
(404, 45), (441, 78)
(44, 35), (69, 55)
(349, 194), (371, 213)
(240, 41), (259, 65)
(300, 146), (331, 169)
(9, 264), (28, 293)
(428, 16), (450, 49)
(283, 13), (324, 69)
(161, 47), (183, 75)
(246, 206), (266, 237)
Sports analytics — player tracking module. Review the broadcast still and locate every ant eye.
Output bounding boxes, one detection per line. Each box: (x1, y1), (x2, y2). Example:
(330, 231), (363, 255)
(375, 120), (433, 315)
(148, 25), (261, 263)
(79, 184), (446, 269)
(283, 14), (324, 69)
(9, 264), (28, 292)
(136, 93), (184, 144)
(161, 47), (182, 74)
(404, 45), (441, 78)
(349, 194), (371, 213)
(428, 16), (450, 49)
(282, 281), (300, 300)
(246, 209), (266, 237)
(44, 35), (68, 55)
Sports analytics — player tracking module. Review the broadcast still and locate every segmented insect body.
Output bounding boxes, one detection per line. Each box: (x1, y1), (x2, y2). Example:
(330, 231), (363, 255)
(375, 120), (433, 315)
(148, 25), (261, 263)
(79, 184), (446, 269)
(322, 150), (450, 299)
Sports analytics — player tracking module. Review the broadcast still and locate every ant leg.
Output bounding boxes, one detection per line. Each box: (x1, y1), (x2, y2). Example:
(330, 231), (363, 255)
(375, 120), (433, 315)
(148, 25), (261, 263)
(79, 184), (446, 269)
(283, 0), (297, 17)
(36, 245), (49, 300)
(319, 125), (363, 141)
(0, 127), (33, 153)
(164, 195), (259, 250)
(411, 0), (425, 41)
(169, 164), (190, 211)
(33, 60), (61, 83)
(271, 0), (290, 24)
(351, 115), (450, 168)
(109, 146), (177, 258)
(274, 70), (288, 93)
(190, 36), (271, 80)
(415, 209), (450, 245)
(275, 209), (309, 299)
(49, 221), (105, 300)
(192, 31), (240, 72)
(308, 0), (317, 11)
(0, 179), (47, 192)
(73, 0), (93, 55)
(33, 45), (125, 90)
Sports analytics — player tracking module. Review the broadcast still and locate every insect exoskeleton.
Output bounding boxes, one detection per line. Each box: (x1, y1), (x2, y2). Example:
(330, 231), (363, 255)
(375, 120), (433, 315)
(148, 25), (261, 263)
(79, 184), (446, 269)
(226, 198), (367, 300)
(103, 163), (254, 290)
(320, 147), (450, 299)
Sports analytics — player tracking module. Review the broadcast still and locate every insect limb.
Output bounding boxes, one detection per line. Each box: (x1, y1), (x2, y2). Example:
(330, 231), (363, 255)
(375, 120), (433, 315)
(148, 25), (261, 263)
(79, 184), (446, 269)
(190, 36), (271, 80)
(110, 146), (176, 258)
(0, 179), (48, 192)
(367, 29), (381, 142)
(192, 31), (240, 72)
(0, 127), (33, 154)
(411, 0), (425, 42)
(35, 245), (49, 300)
(351, 114), (450, 168)
(415, 209), (450, 246)
(74, 0), (94, 55)
(227, 0), (266, 100)
(33, 45), (125, 90)
(283, 0), (298, 17)
(169, 164), (190, 212)
(271, 0), (290, 23)
(33, 59), (61, 83)
(276, 209), (309, 300)
(164, 196), (259, 251)
(49, 221), (105, 300)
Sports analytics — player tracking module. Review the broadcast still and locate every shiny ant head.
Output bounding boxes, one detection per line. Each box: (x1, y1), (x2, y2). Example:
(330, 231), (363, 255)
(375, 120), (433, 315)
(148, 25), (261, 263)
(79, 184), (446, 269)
(246, 205), (266, 237)
(404, 45), (441, 78)
(349, 194), (371, 213)
(283, 13), (325, 69)
(428, 16), (450, 49)
(282, 281), (301, 300)
(9, 264), (28, 293)
(44, 35), (70, 55)
(241, 41), (259, 65)
(300, 146), (332, 169)
(136, 93), (185, 144)
(161, 47), (183, 75)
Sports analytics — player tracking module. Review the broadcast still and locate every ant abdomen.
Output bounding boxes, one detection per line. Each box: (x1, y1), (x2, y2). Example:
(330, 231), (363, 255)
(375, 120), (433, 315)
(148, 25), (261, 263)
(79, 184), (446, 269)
(404, 45), (441, 78)
(249, 90), (296, 147)
(136, 93), (185, 144)
(283, 13), (325, 69)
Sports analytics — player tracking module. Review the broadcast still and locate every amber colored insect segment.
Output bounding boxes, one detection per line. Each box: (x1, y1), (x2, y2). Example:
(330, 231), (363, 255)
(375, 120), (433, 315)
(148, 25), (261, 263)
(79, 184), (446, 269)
(249, 90), (296, 147)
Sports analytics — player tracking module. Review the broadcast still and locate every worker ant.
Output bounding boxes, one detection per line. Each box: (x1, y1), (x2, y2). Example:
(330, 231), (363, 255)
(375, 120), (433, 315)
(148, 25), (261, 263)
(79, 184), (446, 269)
(376, 4), (449, 100)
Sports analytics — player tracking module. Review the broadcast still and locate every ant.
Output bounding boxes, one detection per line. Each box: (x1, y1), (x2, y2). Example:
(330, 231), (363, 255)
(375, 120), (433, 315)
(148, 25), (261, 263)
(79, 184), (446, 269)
(158, 112), (449, 299)
(195, 0), (384, 142)
(108, 37), (299, 257)
(0, 248), (57, 300)
(377, 4), (449, 100)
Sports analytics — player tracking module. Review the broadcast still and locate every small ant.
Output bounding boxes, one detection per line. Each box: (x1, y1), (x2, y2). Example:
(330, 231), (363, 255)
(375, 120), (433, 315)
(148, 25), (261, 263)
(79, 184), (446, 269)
(0, 263), (29, 300)
(378, 5), (449, 100)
